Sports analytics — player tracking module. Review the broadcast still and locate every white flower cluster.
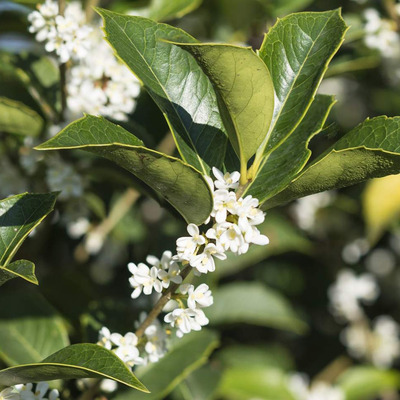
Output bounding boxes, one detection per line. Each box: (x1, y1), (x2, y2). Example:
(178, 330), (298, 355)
(363, 8), (400, 57)
(27, 0), (141, 122)
(328, 269), (379, 321)
(342, 316), (400, 368)
(288, 374), (344, 400)
(13, 382), (59, 400)
(28, 0), (91, 63)
(98, 168), (268, 365)
(98, 312), (168, 368)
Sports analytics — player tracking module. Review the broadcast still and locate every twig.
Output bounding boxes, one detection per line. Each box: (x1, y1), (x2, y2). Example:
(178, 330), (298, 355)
(135, 265), (191, 338)
(383, 0), (400, 32)
(85, 0), (100, 22)
(313, 356), (352, 384)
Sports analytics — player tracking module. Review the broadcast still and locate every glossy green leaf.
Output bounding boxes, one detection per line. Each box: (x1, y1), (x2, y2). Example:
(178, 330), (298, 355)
(0, 291), (69, 366)
(256, 10), (346, 159)
(134, 0), (202, 21)
(207, 282), (307, 334)
(246, 95), (335, 202)
(264, 116), (400, 209)
(98, 9), (227, 173)
(337, 367), (400, 400)
(0, 97), (43, 136)
(113, 330), (219, 400)
(217, 367), (294, 400)
(0, 192), (57, 284)
(0, 260), (37, 286)
(174, 42), (274, 169)
(0, 344), (148, 392)
(36, 115), (213, 225)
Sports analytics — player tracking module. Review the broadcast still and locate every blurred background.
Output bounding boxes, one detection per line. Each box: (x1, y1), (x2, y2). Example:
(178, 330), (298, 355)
(1, 0), (400, 399)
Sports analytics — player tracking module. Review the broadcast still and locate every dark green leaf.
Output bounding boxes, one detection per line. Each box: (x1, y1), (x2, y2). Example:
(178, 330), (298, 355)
(98, 9), (227, 173)
(256, 10), (346, 158)
(0, 291), (69, 365)
(207, 282), (307, 334)
(0, 344), (148, 392)
(0, 97), (43, 136)
(0, 260), (37, 286)
(173, 42), (274, 171)
(36, 115), (213, 224)
(337, 367), (400, 400)
(264, 116), (400, 209)
(113, 330), (219, 400)
(0, 192), (58, 267)
(246, 95), (335, 202)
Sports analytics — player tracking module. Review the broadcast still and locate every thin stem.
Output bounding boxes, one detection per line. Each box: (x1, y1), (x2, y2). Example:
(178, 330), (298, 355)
(58, 0), (67, 122)
(135, 265), (192, 339)
(85, 0), (100, 22)
(383, 0), (400, 32)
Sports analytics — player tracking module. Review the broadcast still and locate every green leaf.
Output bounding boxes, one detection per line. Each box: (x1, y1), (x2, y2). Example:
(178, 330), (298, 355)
(217, 367), (294, 400)
(362, 174), (400, 244)
(36, 115), (213, 225)
(0, 192), (58, 279)
(270, 0), (314, 17)
(133, 0), (202, 21)
(0, 344), (148, 392)
(207, 282), (307, 334)
(246, 95), (335, 202)
(0, 291), (69, 366)
(174, 42), (274, 172)
(264, 116), (400, 209)
(0, 97), (43, 136)
(98, 9), (227, 173)
(0, 260), (37, 286)
(255, 10), (347, 159)
(337, 367), (400, 400)
(113, 330), (219, 400)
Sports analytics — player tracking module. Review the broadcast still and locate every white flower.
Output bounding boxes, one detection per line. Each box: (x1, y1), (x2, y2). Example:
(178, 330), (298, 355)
(16, 383), (59, 400)
(128, 262), (163, 298)
(110, 332), (143, 366)
(211, 189), (237, 223)
(97, 326), (112, 350)
(99, 379), (118, 393)
(187, 284), (213, 309)
(143, 321), (168, 364)
(175, 224), (206, 261)
(66, 217), (90, 239)
(212, 167), (240, 190)
(235, 195), (265, 229)
(218, 223), (246, 254)
(190, 243), (226, 274)
(164, 307), (209, 338)
(288, 374), (345, 400)
(157, 262), (182, 288)
(0, 388), (20, 400)
(328, 269), (379, 322)
(146, 251), (173, 270)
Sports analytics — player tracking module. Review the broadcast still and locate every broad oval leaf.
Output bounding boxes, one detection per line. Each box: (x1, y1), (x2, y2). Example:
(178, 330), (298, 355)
(0, 291), (69, 366)
(113, 330), (219, 400)
(0, 97), (43, 137)
(337, 367), (400, 400)
(264, 116), (400, 209)
(207, 282), (307, 334)
(36, 115), (213, 225)
(0, 192), (58, 268)
(98, 9), (227, 174)
(0, 344), (148, 392)
(256, 9), (347, 158)
(173, 43), (274, 170)
(246, 95), (335, 202)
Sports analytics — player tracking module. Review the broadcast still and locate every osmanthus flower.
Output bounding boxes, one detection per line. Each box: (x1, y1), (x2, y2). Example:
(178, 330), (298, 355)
(157, 262), (182, 288)
(28, 0), (58, 42)
(218, 223), (247, 254)
(143, 323), (168, 364)
(147, 251), (174, 271)
(212, 167), (240, 190)
(190, 243), (227, 274)
(175, 224), (206, 261)
(164, 308), (208, 338)
(211, 189), (237, 223)
(0, 388), (20, 400)
(128, 262), (163, 298)
(15, 383), (59, 400)
(288, 374), (344, 400)
(110, 332), (143, 367)
(97, 326), (112, 350)
(186, 284), (213, 309)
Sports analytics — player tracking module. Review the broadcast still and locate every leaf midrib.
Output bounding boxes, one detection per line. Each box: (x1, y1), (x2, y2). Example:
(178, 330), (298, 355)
(103, 12), (207, 175)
